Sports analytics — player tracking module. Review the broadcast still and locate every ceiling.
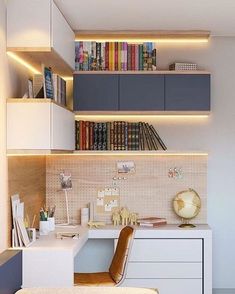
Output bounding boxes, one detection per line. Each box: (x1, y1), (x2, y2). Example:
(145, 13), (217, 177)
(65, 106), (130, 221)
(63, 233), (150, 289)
(54, 0), (235, 36)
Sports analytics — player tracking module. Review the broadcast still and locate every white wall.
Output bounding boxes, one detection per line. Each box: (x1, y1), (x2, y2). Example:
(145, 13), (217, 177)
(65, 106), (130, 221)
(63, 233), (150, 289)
(154, 38), (235, 289)
(0, 0), (30, 251)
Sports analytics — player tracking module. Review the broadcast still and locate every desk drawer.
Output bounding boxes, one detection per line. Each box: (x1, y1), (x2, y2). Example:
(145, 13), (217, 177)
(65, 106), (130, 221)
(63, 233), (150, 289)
(122, 278), (202, 294)
(129, 239), (202, 262)
(126, 262), (202, 278)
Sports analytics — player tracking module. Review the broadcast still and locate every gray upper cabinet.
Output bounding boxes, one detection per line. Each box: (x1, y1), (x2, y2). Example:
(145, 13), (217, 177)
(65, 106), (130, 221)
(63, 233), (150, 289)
(73, 73), (211, 112)
(73, 74), (119, 111)
(165, 74), (210, 111)
(119, 75), (164, 110)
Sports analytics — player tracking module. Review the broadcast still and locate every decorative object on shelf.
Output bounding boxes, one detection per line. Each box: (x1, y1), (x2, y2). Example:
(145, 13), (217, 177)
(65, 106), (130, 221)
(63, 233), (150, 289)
(75, 41), (157, 71)
(173, 188), (201, 228)
(120, 207), (130, 226)
(169, 62), (197, 71)
(117, 161), (135, 174)
(87, 221), (106, 228)
(129, 212), (138, 225)
(138, 216), (167, 227)
(58, 171), (72, 226)
(168, 167), (183, 179)
(43, 65), (54, 99)
(112, 208), (121, 226)
(75, 120), (167, 151)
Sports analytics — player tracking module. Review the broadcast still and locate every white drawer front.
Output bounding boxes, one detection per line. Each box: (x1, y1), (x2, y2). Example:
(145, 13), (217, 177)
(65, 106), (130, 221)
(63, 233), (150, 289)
(130, 239), (202, 262)
(122, 278), (202, 294)
(126, 262), (202, 278)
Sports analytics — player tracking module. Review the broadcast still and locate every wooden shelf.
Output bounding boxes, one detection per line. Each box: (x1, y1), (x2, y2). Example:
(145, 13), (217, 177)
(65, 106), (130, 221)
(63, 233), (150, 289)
(74, 70), (210, 75)
(72, 150), (208, 156)
(75, 30), (210, 42)
(7, 150), (208, 156)
(7, 48), (73, 77)
(7, 98), (73, 113)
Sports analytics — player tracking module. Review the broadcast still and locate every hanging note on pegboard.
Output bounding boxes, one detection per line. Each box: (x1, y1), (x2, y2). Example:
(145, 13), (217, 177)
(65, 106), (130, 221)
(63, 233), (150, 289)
(96, 187), (120, 215)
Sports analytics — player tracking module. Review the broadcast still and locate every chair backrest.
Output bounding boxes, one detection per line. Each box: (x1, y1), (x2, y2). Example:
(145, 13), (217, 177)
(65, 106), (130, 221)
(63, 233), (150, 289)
(109, 226), (134, 284)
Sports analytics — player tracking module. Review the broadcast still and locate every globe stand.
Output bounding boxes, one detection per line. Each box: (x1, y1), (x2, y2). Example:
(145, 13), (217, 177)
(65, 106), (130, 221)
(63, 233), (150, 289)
(179, 218), (196, 228)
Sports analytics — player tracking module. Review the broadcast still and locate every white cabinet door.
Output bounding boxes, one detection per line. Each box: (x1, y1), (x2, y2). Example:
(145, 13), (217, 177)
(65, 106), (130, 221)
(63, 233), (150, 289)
(52, 2), (75, 69)
(7, 0), (51, 49)
(50, 104), (75, 150)
(7, 102), (51, 150)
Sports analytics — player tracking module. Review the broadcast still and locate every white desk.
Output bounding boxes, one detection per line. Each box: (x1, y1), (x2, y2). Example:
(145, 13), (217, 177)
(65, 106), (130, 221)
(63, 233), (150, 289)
(20, 225), (212, 294)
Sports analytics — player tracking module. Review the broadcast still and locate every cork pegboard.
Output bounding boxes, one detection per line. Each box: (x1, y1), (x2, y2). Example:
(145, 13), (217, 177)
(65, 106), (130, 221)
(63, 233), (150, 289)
(46, 155), (207, 224)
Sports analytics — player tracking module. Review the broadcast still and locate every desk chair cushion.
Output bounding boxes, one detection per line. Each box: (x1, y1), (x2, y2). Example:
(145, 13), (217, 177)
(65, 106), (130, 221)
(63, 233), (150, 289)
(109, 226), (134, 284)
(74, 272), (116, 286)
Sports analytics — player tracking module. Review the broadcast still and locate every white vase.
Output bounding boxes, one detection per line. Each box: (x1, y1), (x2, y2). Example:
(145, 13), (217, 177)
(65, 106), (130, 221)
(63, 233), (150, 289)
(39, 220), (50, 235)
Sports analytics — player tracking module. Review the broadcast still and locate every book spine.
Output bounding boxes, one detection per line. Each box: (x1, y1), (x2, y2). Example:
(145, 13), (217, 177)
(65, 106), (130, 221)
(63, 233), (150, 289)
(85, 121), (90, 150)
(89, 122), (94, 150)
(105, 42), (109, 70)
(106, 122), (111, 150)
(75, 121), (79, 150)
(124, 122), (128, 150)
(127, 44), (131, 70)
(121, 121), (125, 150)
(118, 42), (122, 71)
(113, 121), (118, 150)
(117, 121), (122, 150)
(110, 122), (114, 150)
(135, 44), (139, 70)
(131, 44), (135, 70)
(143, 122), (151, 150)
(128, 123), (132, 150)
(93, 123), (98, 150)
(115, 42), (118, 71)
(109, 42), (113, 71)
(102, 122), (107, 150)
(97, 123), (103, 150)
(146, 123), (158, 150)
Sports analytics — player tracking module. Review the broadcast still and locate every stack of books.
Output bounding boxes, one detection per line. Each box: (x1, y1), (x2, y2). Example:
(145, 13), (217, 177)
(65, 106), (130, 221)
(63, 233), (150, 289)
(75, 121), (167, 151)
(138, 217), (167, 227)
(75, 41), (157, 71)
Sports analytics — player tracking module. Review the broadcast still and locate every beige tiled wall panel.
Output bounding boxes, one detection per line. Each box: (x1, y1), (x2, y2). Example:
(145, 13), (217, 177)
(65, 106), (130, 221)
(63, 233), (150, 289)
(46, 155), (207, 224)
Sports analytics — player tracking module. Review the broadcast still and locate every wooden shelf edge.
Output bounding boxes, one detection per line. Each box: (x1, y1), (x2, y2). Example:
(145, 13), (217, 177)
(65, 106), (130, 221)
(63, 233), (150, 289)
(7, 98), (73, 113)
(74, 111), (210, 116)
(75, 30), (210, 41)
(73, 70), (211, 75)
(7, 150), (208, 156)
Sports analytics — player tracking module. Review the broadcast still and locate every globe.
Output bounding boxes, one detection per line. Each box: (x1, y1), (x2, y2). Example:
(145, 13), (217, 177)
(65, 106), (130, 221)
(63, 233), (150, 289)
(173, 188), (201, 228)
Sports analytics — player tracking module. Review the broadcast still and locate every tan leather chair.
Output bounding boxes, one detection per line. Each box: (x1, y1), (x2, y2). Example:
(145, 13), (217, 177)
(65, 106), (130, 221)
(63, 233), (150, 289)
(74, 226), (134, 286)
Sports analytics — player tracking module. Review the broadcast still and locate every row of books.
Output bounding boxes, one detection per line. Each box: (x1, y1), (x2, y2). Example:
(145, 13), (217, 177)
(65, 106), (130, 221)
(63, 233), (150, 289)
(32, 70), (66, 106)
(137, 217), (167, 227)
(75, 41), (157, 71)
(75, 121), (167, 151)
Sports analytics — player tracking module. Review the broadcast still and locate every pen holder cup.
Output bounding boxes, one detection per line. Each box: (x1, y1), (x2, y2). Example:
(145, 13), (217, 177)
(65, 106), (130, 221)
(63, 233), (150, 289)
(48, 217), (55, 231)
(39, 220), (50, 235)
(27, 228), (36, 242)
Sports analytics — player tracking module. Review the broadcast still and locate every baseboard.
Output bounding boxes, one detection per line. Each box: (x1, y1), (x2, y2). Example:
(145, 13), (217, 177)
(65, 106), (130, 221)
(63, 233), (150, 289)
(213, 289), (235, 294)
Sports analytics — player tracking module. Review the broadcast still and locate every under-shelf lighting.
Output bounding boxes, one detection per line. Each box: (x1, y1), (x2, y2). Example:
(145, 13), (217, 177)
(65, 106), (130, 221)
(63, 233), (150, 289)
(7, 151), (208, 157)
(75, 38), (209, 44)
(7, 52), (41, 74)
(75, 114), (209, 120)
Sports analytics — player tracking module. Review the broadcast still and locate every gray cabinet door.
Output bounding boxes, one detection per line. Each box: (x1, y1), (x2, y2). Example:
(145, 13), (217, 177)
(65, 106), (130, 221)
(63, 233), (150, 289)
(119, 75), (165, 110)
(165, 74), (210, 111)
(73, 74), (119, 111)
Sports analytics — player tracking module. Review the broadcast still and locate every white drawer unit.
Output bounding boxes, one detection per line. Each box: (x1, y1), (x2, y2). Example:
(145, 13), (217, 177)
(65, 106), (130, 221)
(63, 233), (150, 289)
(114, 237), (207, 294)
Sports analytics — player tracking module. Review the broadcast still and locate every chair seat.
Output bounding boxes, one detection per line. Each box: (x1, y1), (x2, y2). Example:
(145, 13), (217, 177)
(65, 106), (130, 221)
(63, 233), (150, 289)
(74, 272), (116, 286)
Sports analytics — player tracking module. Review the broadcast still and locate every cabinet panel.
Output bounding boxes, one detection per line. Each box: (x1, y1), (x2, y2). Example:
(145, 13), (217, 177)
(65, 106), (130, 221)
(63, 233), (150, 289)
(165, 74), (210, 110)
(129, 239), (202, 262)
(126, 262), (202, 278)
(119, 75), (164, 110)
(7, 103), (51, 150)
(52, 2), (75, 69)
(122, 278), (202, 294)
(73, 75), (119, 111)
(51, 104), (75, 150)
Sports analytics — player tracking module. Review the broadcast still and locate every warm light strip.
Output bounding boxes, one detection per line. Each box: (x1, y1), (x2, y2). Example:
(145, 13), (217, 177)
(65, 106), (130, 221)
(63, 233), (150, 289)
(7, 152), (208, 157)
(75, 114), (209, 119)
(62, 76), (73, 81)
(7, 52), (41, 74)
(75, 38), (209, 44)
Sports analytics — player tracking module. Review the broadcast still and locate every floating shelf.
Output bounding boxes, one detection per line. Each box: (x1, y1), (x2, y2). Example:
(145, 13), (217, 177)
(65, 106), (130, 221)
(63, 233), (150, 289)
(73, 70), (210, 75)
(75, 30), (210, 43)
(7, 150), (208, 156)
